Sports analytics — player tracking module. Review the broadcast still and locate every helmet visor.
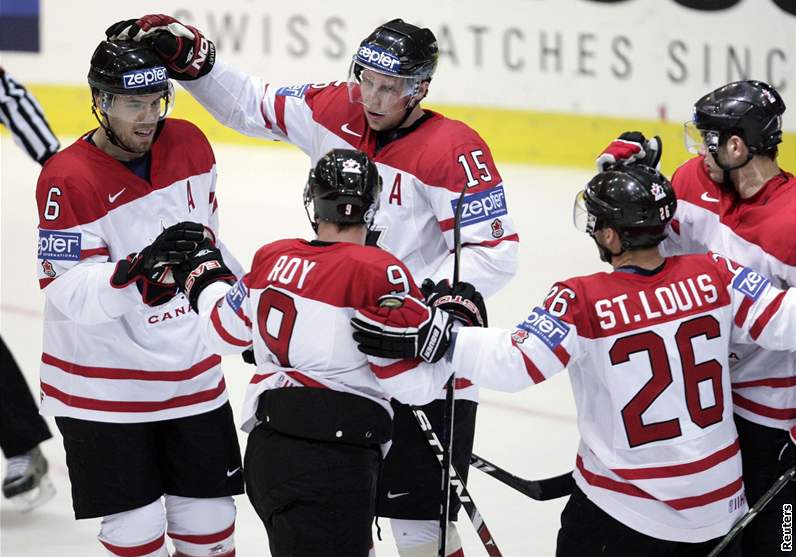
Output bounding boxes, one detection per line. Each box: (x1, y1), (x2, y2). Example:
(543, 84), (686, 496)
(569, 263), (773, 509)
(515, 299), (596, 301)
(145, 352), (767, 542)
(99, 82), (175, 125)
(573, 190), (597, 235)
(347, 61), (422, 115)
(684, 120), (719, 155)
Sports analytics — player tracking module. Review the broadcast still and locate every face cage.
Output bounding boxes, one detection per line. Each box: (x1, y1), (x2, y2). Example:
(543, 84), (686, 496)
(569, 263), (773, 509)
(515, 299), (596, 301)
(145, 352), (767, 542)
(347, 60), (423, 116)
(684, 120), (720, 155)
(97, 82), (175, 125)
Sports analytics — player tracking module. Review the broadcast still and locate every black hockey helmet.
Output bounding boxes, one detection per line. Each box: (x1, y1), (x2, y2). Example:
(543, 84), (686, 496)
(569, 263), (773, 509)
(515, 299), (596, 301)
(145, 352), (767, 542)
(88, 40), (170, 96)
(352, 19), (438, 81)
(687, 80), (785, 156)
(304, 149), (382, 230)
(574, 165), (676, 250)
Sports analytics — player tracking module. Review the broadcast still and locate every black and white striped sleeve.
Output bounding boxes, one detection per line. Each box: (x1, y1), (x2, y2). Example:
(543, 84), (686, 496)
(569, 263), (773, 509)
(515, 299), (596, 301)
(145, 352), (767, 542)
(0, 68), (59, 164)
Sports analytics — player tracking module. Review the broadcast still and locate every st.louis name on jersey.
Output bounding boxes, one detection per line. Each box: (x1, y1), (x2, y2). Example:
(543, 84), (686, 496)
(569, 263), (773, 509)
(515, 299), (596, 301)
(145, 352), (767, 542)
(662, 157), (796, 429)
(194, 239), (454, 438)
(451, 253), (796, 542)
(36, 120), (241, 423)
(182, 61), (520, 402)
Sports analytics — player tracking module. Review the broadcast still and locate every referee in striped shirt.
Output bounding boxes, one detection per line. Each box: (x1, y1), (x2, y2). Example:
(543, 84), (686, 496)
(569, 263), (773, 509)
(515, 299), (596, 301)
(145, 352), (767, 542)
(0, 67), (59, 164)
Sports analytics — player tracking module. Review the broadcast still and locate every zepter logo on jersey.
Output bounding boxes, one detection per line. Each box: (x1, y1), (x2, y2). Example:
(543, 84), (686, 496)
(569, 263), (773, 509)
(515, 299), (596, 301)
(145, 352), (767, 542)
(516, 307), (570, 350)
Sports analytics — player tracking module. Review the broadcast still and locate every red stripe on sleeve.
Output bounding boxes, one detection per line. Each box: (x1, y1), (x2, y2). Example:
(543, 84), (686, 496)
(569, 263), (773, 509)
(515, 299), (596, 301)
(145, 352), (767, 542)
(670, 218), (680, 235)
(42, 353), (221, 381)
(512, 339), (546, 384)
(553, 344), (570, 366)
(369, 358), (422, 379)
(733, 374), (796, 389)
(749, 291), (786, 340)
(80, 247), (110, 260)
(260, 83), (272, 130)
(169, 523), (234, 544)
(100, 534), (166, 557)
(732, 392), (796, 420)
(274, 94), (287, 135)
(211, 304), (250, 347)
(39, 277), (55, 289)
(734, 296), (753, 327)
(463, 234), (520, 248)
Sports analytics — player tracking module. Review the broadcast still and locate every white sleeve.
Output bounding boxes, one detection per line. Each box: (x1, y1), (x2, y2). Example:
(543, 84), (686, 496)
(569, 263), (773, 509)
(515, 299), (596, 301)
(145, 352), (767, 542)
(368, 354), (455, 406)
(728, 266), (796, 351)
(429, 242), (519, 299)
(196, 278), (253, 355)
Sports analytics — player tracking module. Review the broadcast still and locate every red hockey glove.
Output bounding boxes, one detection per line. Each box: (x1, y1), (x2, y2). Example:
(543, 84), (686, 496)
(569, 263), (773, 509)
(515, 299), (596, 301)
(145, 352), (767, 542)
(596, 131), (662, 172)
(106, 15), (215, 80)
(352, 295), (454, 363)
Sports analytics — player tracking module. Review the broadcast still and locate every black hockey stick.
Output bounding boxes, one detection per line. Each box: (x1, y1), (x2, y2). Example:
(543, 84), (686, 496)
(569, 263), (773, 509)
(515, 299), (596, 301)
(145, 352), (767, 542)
(470, 453), (575, 501)
(412, 407), (503, 556)
(706, 464), (796, 557)
(436, 182), (470, 557)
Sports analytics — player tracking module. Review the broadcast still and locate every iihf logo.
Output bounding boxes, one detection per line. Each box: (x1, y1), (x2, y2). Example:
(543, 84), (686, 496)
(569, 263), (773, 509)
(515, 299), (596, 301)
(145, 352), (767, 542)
(650, 183), (667, 201)
(342, 159), (362, 174)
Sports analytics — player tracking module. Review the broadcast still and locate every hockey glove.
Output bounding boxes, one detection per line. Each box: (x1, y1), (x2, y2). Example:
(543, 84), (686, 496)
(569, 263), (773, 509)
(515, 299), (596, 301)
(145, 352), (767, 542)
(596, 131), (663, 172)
(420, 278), (487, 327)
(172, 239), (236, 312)
(111, 222), (205, 306)
(352, 295), (454, 363)
(105, 15), (215, 80)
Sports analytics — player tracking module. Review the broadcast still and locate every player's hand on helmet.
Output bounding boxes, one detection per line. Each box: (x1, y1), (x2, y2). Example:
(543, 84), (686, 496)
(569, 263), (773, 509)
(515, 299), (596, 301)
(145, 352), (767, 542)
(352, 295), (455, 363)
(111, 221), (206, 306)
(105, 15), (215, 80)
(596, 131), (662, 172)
(172, 239), (236, 312)
(420, 278), (487, 327)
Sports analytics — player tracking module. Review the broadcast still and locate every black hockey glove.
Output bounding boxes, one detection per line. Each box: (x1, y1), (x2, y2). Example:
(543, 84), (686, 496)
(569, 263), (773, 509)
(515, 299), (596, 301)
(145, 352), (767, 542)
(111, 222), (205, 306)
(596, 131), (662, 172)
(351, 295), (454, 363)
(172, 239), (236, 312)
(420, 278), (488, 327)
(106, 15), (215, 80)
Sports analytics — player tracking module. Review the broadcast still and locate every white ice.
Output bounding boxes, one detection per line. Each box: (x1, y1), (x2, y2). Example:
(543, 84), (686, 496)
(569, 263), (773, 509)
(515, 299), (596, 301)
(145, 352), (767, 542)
(1, 137), (604, 556)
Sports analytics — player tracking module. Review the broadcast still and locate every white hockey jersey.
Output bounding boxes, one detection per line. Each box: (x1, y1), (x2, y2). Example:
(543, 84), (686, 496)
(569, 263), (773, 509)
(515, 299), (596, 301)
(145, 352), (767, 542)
(195, 238), (454, 435)
(182, 61), (520, 401)
(36, 120), (241, 423)
(661, 157), (796, 430)
(452, 253), (796, 542)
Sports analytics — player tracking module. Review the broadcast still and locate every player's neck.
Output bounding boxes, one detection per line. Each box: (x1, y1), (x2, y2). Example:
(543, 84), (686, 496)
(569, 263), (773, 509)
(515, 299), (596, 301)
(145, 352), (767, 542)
(732, 156), (780, 199)
(315, 222), (367, 245)
(92, 127), (144, 162)
(610, 247), (664, 271)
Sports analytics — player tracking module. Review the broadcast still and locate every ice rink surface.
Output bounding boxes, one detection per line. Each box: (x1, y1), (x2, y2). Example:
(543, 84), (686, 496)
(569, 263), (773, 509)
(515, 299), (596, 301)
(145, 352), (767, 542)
(1, 136), (606, 556)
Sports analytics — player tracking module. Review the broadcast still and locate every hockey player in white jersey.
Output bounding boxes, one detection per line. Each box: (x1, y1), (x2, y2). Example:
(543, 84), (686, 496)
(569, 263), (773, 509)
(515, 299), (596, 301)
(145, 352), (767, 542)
(167, 148), (486, 557)
(597, 80), (794, 556)
(35, 40), (243, 557)
(353, 164), (796, 556)
(106, 14), (518, 556)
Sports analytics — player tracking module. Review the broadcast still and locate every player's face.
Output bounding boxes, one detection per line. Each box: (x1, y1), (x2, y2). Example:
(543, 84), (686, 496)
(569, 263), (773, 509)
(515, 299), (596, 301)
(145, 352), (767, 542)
(701, 146), (725, 183)
(357, 70), (417, 131)
(106, 92), (165, 153)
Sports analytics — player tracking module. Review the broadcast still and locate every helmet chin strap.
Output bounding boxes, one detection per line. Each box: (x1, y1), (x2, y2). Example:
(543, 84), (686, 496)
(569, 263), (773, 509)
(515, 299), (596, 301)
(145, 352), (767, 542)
(713, 147), (754, 193)
(594, 235), (625, 263)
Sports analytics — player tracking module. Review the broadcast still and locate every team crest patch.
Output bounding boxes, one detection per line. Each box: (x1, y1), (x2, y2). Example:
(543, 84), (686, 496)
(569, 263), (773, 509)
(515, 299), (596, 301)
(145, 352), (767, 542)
(516, 307), (570, 350)
(38, 230), (81, 261)
(276, 84), (309, 98)
(511, 329), (529, 344)
(225, 279), (249, 312)
(732, 267), (769, 301)
(41, 260), (56, 277)
(491, 218), (504, 238)
(650, 182), (667, 201)
(342, 158), (362, 174)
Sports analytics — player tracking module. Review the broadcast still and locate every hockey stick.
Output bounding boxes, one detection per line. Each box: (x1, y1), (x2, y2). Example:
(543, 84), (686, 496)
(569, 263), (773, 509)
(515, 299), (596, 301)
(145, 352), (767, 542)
(470, 453), (575, 501)
(412, 407), (504, 556)
(706, 464), (796, 557)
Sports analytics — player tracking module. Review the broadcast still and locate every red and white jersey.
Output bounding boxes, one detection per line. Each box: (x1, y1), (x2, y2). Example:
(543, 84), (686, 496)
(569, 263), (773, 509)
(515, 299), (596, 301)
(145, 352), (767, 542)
(36, 120), (242, 423)
(660, 157), (796, 429)
(183, 61), (520, 401)
(195, 239), (454, 434)
(452, 253), (796, 542)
